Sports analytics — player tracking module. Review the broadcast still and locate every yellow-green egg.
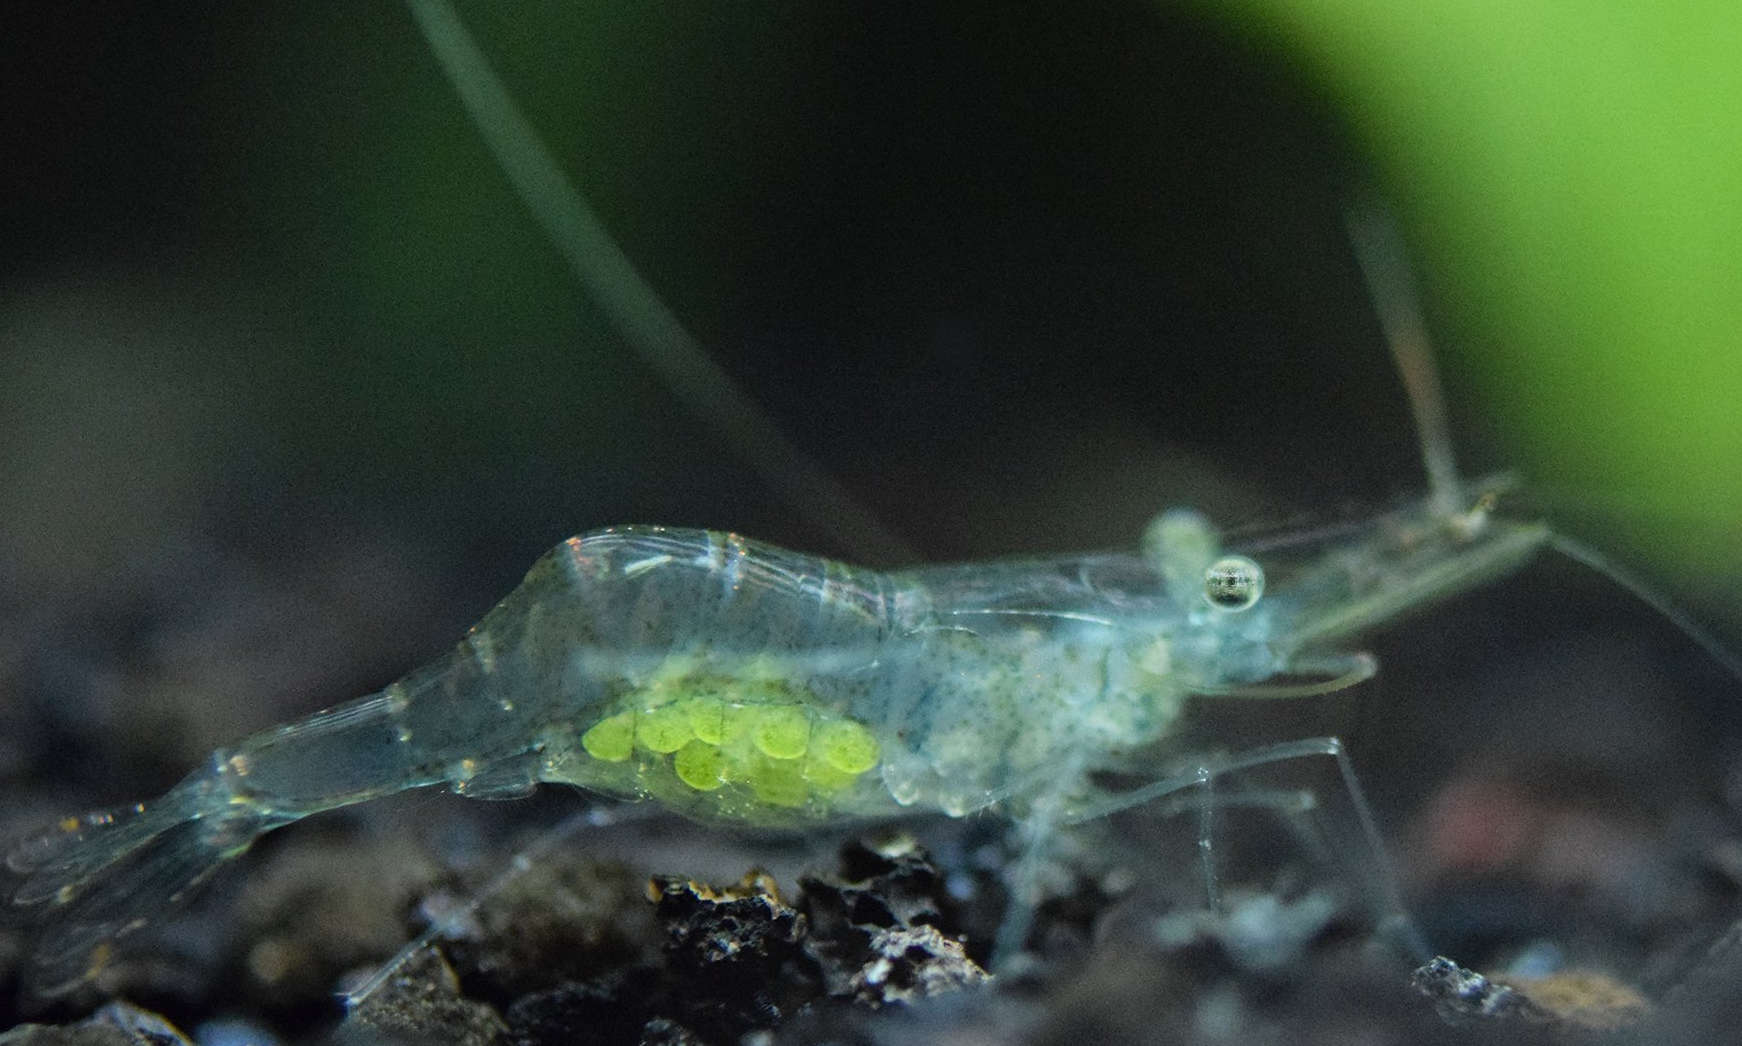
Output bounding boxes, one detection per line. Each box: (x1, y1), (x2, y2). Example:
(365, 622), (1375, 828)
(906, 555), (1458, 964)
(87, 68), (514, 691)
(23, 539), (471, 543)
(752, 706), (810, 760)
(719, 702), (759, 744)
(683, 697), (727, 744)
(749, 758), (807, 807)
(674, 740), (726, 791)
(814, 719), (879, 774)
(635, 704), (693, 753)
(802, 753), (861, 794)
(580, 712), (634, 762)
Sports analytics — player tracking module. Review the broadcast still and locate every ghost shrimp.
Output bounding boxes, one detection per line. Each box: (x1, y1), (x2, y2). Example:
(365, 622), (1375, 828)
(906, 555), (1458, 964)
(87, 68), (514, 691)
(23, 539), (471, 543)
(7, 473), (1555, 997)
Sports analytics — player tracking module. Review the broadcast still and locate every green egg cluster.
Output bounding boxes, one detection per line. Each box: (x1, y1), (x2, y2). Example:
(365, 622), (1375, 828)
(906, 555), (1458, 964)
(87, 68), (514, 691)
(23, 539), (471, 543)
(579, 677), (880, 808)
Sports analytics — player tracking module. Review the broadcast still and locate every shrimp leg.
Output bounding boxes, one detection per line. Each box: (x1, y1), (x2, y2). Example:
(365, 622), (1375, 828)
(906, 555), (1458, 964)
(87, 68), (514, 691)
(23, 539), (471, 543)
(1062, 734), (1427, 961)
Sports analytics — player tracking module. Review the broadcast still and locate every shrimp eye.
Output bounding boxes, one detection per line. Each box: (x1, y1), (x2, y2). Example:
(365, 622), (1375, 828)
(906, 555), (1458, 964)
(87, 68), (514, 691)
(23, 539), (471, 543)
(1203, 555), (1264, 612)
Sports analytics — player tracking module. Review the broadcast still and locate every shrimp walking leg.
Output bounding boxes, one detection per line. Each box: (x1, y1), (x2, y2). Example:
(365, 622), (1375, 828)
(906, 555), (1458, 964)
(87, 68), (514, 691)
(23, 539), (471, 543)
(989, 775), (1082, 970)
(1064, 737), (1428, 962)
(1194, 765), (1221, 915)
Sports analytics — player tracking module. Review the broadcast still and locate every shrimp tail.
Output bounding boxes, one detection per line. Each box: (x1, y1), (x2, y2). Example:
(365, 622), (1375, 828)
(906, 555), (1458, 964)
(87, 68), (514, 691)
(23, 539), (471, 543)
(5, 767), (277, 997)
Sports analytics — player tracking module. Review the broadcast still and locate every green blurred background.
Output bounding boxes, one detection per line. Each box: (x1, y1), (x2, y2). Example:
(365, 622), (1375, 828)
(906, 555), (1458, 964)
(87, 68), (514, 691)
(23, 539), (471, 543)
(1221, 0), (1742, 636)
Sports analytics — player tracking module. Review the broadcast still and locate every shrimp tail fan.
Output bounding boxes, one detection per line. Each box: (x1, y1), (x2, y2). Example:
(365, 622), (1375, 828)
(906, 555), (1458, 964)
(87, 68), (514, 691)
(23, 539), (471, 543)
(4, 769), (274, 997)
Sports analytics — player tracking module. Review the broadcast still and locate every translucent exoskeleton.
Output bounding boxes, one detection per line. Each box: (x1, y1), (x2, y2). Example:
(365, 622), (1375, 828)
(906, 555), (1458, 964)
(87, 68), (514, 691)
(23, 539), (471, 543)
(7, 480), (1553, 995)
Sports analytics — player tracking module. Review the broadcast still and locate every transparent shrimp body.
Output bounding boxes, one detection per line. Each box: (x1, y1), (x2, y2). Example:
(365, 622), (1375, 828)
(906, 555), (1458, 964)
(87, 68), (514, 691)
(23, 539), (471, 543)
(6, 485), (1553, 995)
(219, 526), (1206, 831)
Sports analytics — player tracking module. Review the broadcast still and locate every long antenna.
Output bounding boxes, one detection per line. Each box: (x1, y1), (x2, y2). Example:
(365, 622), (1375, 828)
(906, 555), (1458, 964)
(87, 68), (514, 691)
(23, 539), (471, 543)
(1551, 534), (1742, 682)
(403, 0), (916, 565)
(1345, 198), (1463, 520)
(1346, 198), (1742, 683)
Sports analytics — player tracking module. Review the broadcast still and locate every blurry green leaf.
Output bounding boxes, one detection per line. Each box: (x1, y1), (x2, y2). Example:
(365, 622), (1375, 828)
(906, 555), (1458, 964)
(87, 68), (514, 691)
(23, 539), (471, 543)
(1217, 0), (1742, 626)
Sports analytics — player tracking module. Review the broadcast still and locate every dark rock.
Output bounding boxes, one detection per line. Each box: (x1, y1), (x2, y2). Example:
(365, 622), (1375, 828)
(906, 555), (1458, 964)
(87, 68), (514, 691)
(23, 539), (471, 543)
(433, 855), (656, 1005)
(843, 924), (987, 1006)
(799, 834), (987, 1006)
(501, 968), (661, 1046)
(338, 947), (506, 1046)
(1410, 955), (1546, 1026)
(650, 871), (805, 982)
(648, 871), (807, 1037)
(819, 835), (956, 932)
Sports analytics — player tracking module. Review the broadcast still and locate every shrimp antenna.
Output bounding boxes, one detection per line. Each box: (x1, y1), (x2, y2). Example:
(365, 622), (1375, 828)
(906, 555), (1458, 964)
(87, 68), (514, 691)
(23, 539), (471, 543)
(1346, 197), (1742, 683)
(402, 0), (915, 565)
(1550, 534), (1742, 682)
(1345, 197), (1463, 520)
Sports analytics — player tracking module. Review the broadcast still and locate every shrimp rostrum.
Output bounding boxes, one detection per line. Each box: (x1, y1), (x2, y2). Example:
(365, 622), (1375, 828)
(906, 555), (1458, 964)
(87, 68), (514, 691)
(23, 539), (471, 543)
(7, 478), (1550, 997)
